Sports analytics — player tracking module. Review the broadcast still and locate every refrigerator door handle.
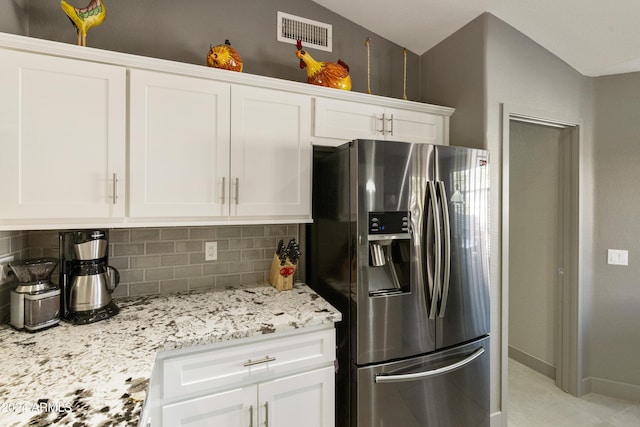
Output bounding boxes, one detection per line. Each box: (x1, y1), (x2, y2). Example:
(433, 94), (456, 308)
(374, 347), (485, 384)
(438, 181), (451, 317)
(427, 181), (441, 319)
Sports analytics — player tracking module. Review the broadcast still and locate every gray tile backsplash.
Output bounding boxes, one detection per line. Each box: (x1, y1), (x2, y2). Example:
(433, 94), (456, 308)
(0, 231), (30, 322)
(0, 225), (302, 323)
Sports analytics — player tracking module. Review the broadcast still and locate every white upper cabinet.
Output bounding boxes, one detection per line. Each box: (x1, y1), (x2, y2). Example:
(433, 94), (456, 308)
(129, 69), (231, 218)
(0, 48), (126, 221)
(128, 71), (311, 220)
(0, 33), (452, 229)
(314, 97), (446, 145)
(230, 85), (311, 218)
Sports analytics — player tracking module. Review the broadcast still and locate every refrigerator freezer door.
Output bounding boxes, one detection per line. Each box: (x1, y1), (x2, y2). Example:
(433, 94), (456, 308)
(356, 336), (490, 427)
(434, 146), (491, 349)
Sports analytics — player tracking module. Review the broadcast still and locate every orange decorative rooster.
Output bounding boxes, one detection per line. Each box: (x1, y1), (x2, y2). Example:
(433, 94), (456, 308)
(61, 0), (106, 47)
(295, 40), (351, 91)
(207, 40), (243, 72)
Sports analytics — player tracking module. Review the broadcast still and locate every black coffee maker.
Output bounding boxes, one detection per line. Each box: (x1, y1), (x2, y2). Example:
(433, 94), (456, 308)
(59, 230), (120, 324)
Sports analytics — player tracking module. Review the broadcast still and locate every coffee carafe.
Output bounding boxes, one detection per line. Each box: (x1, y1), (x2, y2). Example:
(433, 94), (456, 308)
(59, 230), (120, 324)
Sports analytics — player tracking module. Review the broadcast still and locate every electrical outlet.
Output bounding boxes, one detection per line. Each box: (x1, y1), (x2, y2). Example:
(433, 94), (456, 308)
(0, 255), (15, 281)
(205, 242), (218, 261)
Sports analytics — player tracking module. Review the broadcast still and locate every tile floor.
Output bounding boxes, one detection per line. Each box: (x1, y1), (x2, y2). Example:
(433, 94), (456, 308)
(508, 358), (640, 426)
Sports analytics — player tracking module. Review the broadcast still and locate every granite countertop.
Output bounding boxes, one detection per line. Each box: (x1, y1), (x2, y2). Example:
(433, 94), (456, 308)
(0, 283), (341, 427)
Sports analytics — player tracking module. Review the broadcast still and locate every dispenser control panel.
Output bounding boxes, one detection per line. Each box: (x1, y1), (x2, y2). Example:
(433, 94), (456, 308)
(368, 211), (410, 234)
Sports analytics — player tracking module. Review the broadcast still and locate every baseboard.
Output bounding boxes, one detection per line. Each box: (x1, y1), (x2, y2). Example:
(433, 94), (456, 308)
(490, 410), (503, 427)
(508, 345), (555, 379)
(582, 376), (640, 402)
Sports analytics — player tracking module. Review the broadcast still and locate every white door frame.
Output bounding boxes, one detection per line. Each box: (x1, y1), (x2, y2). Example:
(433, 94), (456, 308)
(500, 103), (582, 425)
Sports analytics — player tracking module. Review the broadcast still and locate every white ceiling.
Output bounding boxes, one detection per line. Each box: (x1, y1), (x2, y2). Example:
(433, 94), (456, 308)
(313, 0), (640, 77)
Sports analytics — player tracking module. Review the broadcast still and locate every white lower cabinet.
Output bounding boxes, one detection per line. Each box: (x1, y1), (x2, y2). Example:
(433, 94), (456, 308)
(144, 327), (336, 426)
(259, 366), (334, 427)
(162, 386), (254, 426)
(162, 367), (334, 427)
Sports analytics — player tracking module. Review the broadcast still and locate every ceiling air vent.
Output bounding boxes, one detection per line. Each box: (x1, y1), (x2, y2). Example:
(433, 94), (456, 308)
(277, 11), (332, 52)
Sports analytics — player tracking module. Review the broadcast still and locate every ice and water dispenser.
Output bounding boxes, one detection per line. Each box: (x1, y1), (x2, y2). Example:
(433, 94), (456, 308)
(367, 211), (411, 296)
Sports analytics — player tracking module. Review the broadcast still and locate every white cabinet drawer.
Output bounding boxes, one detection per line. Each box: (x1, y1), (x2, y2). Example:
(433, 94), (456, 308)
(162, 328), (335, 399)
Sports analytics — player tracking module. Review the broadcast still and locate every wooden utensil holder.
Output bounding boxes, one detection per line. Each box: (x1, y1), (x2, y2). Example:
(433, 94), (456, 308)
(269, 254), (295, 291)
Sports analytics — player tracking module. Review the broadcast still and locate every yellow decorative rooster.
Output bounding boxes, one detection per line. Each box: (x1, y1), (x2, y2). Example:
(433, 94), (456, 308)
(207, 40), (243, 72)
(295, 40), (351, 91)
(60, 0), (106, 47)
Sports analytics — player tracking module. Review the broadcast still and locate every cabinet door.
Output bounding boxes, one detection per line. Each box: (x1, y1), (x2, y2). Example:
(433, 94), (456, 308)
(386, 108), (445, 144)
(129, 69), (231, 218)
(230, 85), (311, 218)
(162, 385), (256, 427)
(314, 97), (382, 141)
(0, 49), (126, 219)
(259, 366), (335, 427)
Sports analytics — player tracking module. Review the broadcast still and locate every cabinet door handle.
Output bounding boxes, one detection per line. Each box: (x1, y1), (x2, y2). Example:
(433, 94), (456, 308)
(249, 405), (254, 427)
(112, 173), (118, 205)
(221, 177), (226, 204)
(388, 113), (394, 136)
(235, 177), (240, 205)
(243, 355), (276, 367)
(378, 113), (386, 134)
(264, 401), (269, 427)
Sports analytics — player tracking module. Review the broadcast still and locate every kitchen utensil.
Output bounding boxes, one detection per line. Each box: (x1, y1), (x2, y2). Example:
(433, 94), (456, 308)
(69, 262), (119, 311)
(9, 257), (61, 332)
(269, 238), (301, 291)
(59, 230), (120, 324)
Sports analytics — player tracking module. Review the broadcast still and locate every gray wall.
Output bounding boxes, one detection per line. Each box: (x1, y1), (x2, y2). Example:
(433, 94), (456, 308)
(591, 72), (640, 390)
(420, 15), (486, 149)
(0, 231), (29, 323)
(484, 11), (596, 403)
(0, 0), (27, 35)
(21, 0), (419, 100)
(421, 13), (597, 419)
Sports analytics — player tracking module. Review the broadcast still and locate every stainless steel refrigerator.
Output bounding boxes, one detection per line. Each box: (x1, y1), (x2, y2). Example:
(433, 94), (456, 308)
(308, 139), (490, 427)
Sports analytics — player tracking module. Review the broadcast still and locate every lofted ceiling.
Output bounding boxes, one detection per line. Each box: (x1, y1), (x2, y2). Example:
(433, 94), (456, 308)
(313, 0), (640, 77)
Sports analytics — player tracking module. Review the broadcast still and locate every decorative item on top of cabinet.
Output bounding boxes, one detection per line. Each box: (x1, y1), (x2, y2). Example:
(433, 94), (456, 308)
(365, 37), (372, 94)
(402, 47), (408, 100)
(206, 39), (243, 72)
(295, 39), (351, 91)
(60, 0), (106, 47)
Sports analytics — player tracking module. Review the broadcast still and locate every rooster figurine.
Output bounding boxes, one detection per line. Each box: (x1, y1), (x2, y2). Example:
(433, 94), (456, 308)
(60, 0), (106, 47)
(207, 40), (243, 72)
(295, 40), (351, 91)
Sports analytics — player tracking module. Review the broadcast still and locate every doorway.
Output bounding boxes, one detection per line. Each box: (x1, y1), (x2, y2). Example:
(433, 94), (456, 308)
(508, 120), (561, 380)
(501, 106), (581, 411)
